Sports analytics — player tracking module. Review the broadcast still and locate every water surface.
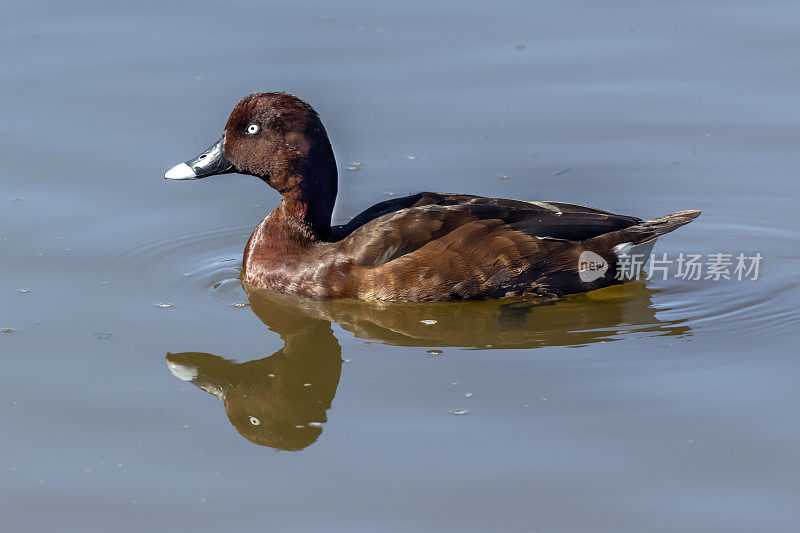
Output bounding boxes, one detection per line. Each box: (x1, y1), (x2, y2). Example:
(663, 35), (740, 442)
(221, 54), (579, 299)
(2, 1), (799, 531)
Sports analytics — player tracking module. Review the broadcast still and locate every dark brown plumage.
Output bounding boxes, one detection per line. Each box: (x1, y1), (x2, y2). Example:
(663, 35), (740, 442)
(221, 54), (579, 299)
(165, 92), (701, 302)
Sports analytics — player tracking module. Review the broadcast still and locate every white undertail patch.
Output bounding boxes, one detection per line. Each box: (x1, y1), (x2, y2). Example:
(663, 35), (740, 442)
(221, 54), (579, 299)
(613, 242), (633, 258)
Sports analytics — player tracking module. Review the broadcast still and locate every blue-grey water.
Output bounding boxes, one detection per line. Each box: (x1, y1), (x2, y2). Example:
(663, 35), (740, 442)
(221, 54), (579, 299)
(2, 1), (799, 531)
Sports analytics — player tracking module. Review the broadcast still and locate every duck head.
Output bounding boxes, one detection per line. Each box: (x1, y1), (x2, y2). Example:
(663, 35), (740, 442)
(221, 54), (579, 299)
(165, 92), (338, 233)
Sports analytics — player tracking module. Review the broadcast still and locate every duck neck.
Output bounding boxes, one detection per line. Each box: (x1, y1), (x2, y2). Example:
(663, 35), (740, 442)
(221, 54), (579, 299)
(277, 181), (335, 240)
(270, 138), (338, 241)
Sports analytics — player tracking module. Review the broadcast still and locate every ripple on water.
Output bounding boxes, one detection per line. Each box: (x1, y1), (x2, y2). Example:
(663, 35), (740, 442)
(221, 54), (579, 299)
(108, 225), (249, 312)
(649, 218), (800, 342)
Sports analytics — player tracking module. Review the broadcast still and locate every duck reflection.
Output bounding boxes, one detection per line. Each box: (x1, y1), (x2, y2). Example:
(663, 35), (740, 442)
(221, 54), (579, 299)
(167, 282), (689, 450)
(167, 307), (342, 451)
(245, 281), (690, 349)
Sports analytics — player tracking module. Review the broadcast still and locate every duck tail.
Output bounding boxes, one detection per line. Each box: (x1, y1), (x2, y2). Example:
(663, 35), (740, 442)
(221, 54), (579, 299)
(583, 210), (702, 250)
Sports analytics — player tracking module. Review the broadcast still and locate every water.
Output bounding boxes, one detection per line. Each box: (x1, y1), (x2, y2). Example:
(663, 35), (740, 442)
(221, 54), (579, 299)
(2, 1), (799, 531)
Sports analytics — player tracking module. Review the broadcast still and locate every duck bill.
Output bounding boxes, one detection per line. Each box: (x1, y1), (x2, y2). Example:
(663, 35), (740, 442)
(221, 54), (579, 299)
(164, 136), (234, 180)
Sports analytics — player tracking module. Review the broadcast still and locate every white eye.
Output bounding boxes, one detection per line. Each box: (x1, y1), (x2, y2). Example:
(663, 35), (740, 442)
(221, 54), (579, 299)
(249, 416), (261, 426)
(246, 123), (260, 135)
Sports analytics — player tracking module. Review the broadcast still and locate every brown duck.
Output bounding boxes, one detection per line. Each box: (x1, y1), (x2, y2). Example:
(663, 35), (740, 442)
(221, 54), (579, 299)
(165, 92), (700, 301)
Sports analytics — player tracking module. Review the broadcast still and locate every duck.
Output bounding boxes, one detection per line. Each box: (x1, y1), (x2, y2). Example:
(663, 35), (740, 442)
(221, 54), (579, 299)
(165, 92), (700, 302)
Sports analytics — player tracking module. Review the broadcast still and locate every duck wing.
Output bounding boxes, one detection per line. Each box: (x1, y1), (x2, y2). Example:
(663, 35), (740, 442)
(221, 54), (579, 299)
(350, 209), (700, 301)
(333, 192), (640, 267)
